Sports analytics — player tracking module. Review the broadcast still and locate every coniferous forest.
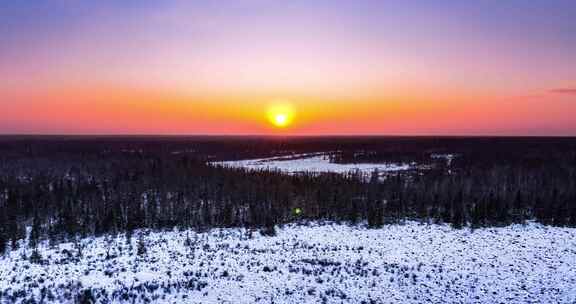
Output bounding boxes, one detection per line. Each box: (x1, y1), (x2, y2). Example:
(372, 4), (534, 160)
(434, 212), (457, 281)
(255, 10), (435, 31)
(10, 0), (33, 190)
(1, 136), (575, 254)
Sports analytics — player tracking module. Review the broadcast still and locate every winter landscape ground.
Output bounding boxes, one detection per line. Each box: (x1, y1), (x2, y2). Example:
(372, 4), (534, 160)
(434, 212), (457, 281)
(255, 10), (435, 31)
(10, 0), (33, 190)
(212, 153), (413, 175)
(1, 136), (576, 304)
(1, 222), (576, 304)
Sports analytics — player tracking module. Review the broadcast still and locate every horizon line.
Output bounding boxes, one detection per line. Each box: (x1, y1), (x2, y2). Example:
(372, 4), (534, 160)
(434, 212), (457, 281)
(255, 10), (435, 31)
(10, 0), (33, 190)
(0, 133), (575, 138)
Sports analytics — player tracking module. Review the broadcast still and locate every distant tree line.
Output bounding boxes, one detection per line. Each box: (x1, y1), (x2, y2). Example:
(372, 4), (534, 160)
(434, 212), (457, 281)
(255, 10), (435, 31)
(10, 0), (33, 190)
(0, 137), (575, 255)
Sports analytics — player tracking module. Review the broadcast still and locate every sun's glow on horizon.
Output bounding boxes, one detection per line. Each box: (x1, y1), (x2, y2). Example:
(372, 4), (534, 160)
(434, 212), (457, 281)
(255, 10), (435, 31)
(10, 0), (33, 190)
(267, 101), (295, 129)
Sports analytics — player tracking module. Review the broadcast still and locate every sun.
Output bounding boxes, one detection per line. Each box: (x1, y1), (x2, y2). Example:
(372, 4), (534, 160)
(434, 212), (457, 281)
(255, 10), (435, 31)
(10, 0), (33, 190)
(274, 114), (288, 127)
(267, 101), (295, 128)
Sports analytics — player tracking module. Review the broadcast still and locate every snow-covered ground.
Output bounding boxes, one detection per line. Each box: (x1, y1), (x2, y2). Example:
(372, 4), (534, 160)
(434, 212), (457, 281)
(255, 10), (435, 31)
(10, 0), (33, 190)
(211, 153), (412, 175)
(1, 222), (576, 303)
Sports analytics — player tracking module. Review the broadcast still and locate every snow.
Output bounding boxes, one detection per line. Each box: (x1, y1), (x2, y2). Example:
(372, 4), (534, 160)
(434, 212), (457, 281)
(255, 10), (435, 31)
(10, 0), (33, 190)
(211, 153), (411, 175)
(1, 222), (576, 303)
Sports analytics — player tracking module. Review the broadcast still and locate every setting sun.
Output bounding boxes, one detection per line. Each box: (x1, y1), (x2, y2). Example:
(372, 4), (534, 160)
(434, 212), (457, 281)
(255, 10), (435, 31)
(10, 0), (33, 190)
(273, 114), (288, 127)
(267, 101), (295, 128)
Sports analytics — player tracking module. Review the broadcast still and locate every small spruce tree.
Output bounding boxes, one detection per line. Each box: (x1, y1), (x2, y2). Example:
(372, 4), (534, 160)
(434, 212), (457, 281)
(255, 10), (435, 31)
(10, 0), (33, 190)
(137, 233), (147, 256)
(29, 248), (43, 264)
(29, 213), (42, 248)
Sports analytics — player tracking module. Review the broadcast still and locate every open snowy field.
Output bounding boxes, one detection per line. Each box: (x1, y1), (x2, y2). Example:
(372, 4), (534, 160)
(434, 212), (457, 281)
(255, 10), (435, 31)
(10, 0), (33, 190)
(1, 222), (575, 303)
(211, 153), (412, 175)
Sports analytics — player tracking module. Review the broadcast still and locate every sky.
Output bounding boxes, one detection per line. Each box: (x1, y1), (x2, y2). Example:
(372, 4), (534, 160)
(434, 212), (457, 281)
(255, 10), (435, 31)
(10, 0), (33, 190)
(1, 0), (575, 135)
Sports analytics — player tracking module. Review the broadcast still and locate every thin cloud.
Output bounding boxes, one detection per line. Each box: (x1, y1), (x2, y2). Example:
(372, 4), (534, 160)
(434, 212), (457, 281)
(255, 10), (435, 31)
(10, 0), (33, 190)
(550, 88), (576, 95)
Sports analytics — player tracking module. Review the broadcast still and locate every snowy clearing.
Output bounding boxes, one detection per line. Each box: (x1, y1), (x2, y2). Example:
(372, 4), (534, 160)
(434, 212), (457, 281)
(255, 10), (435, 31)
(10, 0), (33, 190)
(1, 222), (576, 303)
(211, 153), (412, 175)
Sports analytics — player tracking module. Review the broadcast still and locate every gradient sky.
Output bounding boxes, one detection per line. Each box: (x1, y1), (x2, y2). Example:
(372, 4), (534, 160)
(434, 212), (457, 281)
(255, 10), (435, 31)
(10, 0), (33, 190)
(1, 0), (575, 135)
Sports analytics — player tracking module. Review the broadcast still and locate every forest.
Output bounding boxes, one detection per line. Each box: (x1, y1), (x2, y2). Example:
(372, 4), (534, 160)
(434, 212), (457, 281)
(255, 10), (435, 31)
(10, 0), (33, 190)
(1, 136), (575, 256)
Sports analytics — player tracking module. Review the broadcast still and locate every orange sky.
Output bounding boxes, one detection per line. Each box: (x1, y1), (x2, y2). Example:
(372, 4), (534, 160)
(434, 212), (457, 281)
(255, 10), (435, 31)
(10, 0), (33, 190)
(2, 84), (574, 135)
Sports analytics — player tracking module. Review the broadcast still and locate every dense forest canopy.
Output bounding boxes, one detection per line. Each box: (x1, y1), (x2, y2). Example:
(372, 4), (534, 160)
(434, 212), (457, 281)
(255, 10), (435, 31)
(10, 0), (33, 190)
(1, 136), (575, 254)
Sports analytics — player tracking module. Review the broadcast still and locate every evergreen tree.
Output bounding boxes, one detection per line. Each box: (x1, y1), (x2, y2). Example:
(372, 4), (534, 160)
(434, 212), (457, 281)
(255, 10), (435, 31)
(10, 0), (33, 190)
(261, 202), (277, 236)
(470, 200), (483, 229)
(221, 202), (235, 227)
(568, 198), (576, 228)
(125, 227), (134, 249)
(367, 170), (384, 228)
(451, 190), (464, 229)
(6, 189), (24, 249)
(29, 212), (42, 248)
(553, 200), (567, 227)
(0, 230), (7, 256)
(511, 190), (525, 224)
(0, 210), (7, 255)
(137, 233), (147, 256)
(29, 248), (43, 264)
(430, 193), (441, 224)
(495, 194), (510, 226)
(441, 196), (452, 224)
